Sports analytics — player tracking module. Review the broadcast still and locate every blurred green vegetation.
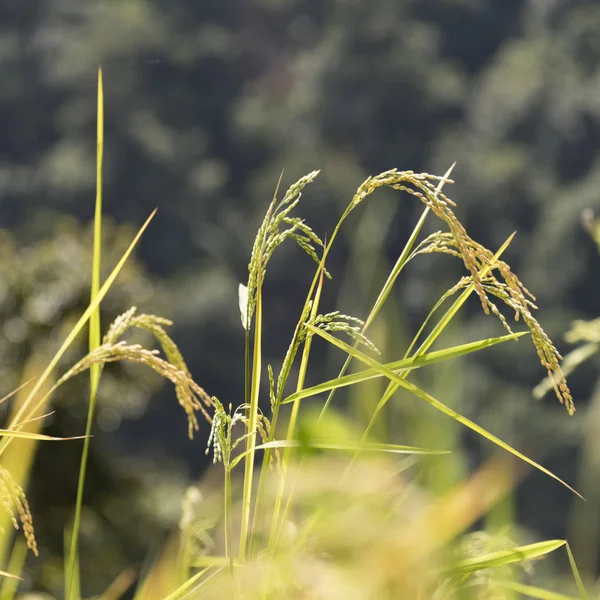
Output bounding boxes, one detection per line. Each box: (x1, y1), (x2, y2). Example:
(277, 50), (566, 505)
(0, 219), (182, 593)
(1, 0), (600, 596)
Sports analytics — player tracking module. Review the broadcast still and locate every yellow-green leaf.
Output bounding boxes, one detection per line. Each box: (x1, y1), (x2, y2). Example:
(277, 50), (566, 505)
(283, 332), (526, 405)
(307, 324), (582, 498)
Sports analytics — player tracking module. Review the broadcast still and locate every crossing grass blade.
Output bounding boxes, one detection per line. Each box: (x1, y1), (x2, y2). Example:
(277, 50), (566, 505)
(0, 208), (156, 457)
(282, 332), (527, 405)
(412, 231), (517, 360)
(356, 232), (518, 447)
(306, 324), (582, 498)
(318, 163), (455, 422)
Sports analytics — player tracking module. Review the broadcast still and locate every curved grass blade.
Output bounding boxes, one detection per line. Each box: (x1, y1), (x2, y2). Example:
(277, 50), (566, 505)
(307, 324), (582, 498)
(282, 332), (526, 405)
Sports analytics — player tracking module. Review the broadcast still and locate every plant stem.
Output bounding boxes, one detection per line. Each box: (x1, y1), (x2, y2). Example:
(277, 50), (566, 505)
(239, 259), (264, 559)
(67, 66), (104, 600)
(224, 465), (234, 574)
(267, 267), (325, 552)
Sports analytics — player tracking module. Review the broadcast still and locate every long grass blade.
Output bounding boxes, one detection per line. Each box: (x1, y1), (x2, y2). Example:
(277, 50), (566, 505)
(256, 440), (449, 454)
(282, 332), (526, 405)
(67, 65), (104, 600)
(307, 325), (582, 497)
(267, 262), (327, 554)
(98, 567), (137, 600)
(0, 208), (156, 455)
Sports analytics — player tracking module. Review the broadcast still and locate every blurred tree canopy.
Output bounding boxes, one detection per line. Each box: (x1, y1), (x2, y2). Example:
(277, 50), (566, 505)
(2, 0), (600, 593)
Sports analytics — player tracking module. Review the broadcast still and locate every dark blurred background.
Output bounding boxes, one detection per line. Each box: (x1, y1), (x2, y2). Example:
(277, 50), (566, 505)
(1, 0), (600, 595)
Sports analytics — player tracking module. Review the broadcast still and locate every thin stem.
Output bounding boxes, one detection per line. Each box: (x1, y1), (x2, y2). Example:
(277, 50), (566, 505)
(248, 315), (306, 557)
(251, 219), (351, 557)
(267, 266), (325, 552)
(224, 465), (234, 574)
(67, 66), (104, 600)
(239, 259), (264, 559)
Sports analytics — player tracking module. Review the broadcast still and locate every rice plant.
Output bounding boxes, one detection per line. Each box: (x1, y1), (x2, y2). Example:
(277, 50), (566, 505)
(171, 163), (584, 599)
(0, 69), (589, 600)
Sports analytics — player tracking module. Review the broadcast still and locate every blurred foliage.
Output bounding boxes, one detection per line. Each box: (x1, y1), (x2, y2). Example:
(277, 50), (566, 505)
(1, 0), (600, 593)
(0, 217), (166, 417)
(0, 218), (188, 595)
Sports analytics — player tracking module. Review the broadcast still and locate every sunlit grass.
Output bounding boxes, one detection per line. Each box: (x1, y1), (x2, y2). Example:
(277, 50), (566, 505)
(0, 70), (590, 600)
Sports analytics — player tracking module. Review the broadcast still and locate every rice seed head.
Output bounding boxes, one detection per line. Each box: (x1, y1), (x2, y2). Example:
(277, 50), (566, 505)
(276, 300), (313, 404)
(347, 169), (574, 414)
(0, 465), (37, 556)
(58, 308), (214, 438)
(204, 399), (273, 468)
(312, 312), (380, 355)
(205, 397), (228, 464)
(246, 172), (324, 330)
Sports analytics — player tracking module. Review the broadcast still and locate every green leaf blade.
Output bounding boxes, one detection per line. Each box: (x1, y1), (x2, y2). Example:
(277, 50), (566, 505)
(307, 325), (582, 498)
